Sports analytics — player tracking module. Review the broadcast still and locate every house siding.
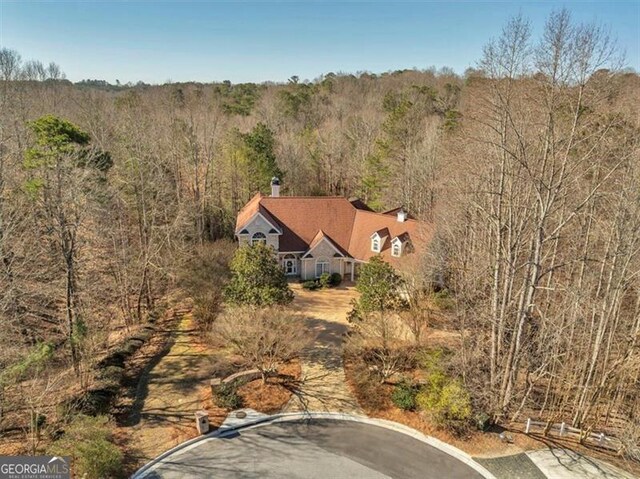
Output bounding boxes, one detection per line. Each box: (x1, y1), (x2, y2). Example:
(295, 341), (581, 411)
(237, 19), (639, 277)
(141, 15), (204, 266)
(237, 214), (279, 250)
(298, 240), (345, 280)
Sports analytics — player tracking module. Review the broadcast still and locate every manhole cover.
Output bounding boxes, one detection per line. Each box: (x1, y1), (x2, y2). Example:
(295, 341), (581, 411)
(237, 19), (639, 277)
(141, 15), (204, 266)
(235, 411), (247, 419)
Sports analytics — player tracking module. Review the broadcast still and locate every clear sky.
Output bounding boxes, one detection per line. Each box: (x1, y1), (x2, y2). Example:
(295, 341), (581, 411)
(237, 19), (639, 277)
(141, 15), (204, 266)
(1, 1), (638, 84)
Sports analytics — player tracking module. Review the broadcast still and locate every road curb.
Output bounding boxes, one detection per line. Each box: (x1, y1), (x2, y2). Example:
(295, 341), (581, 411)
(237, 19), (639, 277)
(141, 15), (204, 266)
(131, 409), (498, 479)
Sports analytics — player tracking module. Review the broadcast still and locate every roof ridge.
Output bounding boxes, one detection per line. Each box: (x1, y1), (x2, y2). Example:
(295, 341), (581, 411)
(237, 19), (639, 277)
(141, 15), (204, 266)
(355, 208), (419, 222)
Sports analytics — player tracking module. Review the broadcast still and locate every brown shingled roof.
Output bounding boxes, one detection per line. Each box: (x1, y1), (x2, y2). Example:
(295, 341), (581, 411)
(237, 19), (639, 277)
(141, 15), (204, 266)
(235, 195), (432, 262)
(348, 209), (429, 264)
(235, 193), (263, 233)
(258, 196), (357, 252)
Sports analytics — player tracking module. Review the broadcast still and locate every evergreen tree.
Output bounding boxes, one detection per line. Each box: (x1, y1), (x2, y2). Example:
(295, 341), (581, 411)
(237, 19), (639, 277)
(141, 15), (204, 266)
(224, 243), (293, 306)
(25, 115), (109, 376)
(241, 122), (282, 194)
(349, 256), (407, 321)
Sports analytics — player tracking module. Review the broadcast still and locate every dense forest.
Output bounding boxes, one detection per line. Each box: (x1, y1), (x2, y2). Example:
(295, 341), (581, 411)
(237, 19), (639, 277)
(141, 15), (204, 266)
(1, 10), (639, 459)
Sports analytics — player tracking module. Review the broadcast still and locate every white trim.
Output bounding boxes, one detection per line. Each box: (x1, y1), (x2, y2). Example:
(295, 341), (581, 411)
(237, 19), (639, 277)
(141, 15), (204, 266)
(283, 254), (298, 275)
(235, 211), (282, 235)
(391, 237), (402, 257)
(371, 236), (381, 253)
(132, 410), (497, 479)
(302, 236), (345, 258)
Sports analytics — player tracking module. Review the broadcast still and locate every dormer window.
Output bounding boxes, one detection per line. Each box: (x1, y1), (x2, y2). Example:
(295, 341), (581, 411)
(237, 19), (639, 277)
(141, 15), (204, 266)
(370, 231), (387, 253)
(251, 232), (267, 246)
(391, 240), (402, 257)
(391, 235), (410, 257)
(371, 236), (381, 252)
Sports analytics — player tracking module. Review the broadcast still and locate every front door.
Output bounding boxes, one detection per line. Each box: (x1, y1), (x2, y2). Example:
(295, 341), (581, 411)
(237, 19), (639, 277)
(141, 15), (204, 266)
(284, 258), (297, 275)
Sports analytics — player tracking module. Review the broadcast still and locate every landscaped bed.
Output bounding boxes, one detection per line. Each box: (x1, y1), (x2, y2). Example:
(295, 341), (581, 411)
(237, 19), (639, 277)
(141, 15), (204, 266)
(205, 360), (302, 417)
(343, 355), (640, 477)
(342, 351), (529, 457)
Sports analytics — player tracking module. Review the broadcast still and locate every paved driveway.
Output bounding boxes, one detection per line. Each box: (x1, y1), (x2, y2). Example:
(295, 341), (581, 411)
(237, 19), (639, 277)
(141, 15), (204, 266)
(284, 284), (362, 414)
(139, 419), (488, 478)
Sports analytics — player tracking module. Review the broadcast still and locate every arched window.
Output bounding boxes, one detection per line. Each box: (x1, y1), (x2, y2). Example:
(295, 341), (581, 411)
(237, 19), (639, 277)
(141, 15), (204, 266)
(315, 258), (330, 278)
(371, 237), (381, 253)
(251, 232), (267, 246)
(392, 241), (401, 257)
(283, 254), (297, 275)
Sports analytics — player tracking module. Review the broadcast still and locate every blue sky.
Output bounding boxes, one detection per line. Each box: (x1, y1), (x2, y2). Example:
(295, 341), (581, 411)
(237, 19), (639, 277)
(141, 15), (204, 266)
(1, 1), (638, 84)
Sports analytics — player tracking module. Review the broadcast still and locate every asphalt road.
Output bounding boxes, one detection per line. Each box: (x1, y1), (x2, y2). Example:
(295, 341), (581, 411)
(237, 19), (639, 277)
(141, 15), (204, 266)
(141, 419), (487, 478)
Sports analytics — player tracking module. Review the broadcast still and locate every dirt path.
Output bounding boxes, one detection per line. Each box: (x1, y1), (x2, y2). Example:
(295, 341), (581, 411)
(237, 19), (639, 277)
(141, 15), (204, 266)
(284, 283), (363, 415)
(118, 311), (217, 470)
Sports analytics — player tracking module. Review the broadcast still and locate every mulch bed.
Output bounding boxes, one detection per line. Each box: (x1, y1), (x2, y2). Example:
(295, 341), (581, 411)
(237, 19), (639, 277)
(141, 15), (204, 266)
(237, 360), (302, 414)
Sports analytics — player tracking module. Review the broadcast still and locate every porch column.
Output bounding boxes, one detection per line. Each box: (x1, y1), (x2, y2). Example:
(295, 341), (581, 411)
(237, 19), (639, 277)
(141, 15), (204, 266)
(350, 261), (355, 282)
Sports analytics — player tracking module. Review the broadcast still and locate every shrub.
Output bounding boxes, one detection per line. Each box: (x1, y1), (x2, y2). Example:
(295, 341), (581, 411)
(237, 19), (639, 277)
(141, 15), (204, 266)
(214, 307), (311, 383)
(319, 272), (332, 288)
(359, 344), (417, 382)
(224, 243), (294, 306)
(438, 380), (472, 420)
(32, 413), (46, 430)
(66, 389), (114, 416)
(193, 290), (224, 330)
(620, 418), (640, 462)
(48, 415), (122, 479)
(415, 370), (448, 409)
(122, 338), (143, 355)
(391, 380), (418, 411)
(431, 289), (454, 310)
(416, 376), (472, 433)
(350, 256), (407, 321)
(349, 360), (387, 411)
(96, 365), (124, 391)
(302, 280), (320, 290)
(214, 382), (243, 409)
(329, 273), (342, 286)
(474, 411), (492, 431)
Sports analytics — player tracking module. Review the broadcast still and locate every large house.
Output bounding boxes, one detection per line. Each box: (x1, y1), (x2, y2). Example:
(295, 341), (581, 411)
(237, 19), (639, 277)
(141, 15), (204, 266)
(234, 178), (431, 281)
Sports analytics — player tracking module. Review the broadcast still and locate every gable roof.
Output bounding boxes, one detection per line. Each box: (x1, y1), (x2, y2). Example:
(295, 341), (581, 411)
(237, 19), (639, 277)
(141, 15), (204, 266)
(235, 194), (432, 263)
(236, 193), (263, 231)
(235, 194), (283, 235)
(304, 230), (348, 258)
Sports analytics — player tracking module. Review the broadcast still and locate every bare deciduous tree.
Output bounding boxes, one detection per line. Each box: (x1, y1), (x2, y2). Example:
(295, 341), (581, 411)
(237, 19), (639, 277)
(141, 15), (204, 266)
(214, 306), (312, 383)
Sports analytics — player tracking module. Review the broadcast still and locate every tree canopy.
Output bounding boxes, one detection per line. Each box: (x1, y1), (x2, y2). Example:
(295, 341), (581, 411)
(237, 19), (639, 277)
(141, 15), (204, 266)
(349, 256), (407, 321)
(224, 243), (294, 307)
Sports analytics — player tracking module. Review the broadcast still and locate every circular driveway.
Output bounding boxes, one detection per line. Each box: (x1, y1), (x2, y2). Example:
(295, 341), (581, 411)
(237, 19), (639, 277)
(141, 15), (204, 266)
(137, 418), (489, 478)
